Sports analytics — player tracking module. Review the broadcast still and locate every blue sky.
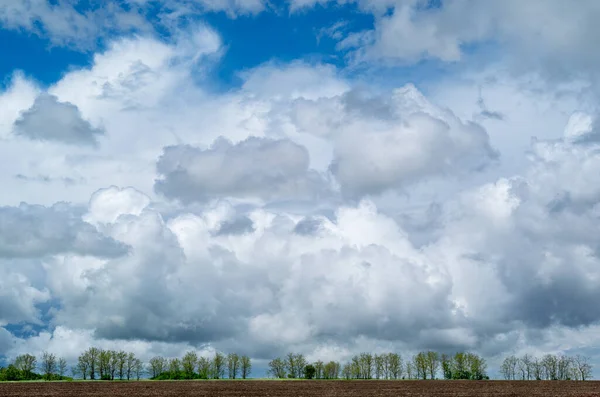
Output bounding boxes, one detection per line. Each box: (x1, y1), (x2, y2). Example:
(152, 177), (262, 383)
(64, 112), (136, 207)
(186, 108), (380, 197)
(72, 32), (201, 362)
(2, 0), (600, 380)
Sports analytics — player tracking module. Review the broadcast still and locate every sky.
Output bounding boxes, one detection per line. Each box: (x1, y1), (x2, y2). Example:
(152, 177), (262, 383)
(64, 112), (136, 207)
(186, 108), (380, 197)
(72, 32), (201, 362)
(2, 0), (600, 379)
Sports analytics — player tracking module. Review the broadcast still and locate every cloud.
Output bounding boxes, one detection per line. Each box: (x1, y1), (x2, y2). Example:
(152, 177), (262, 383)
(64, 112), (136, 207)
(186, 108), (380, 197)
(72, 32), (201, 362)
(306, 0), (600, 83)
(289, 84), (498, 197)
(13, 93), (104, 147)
(0, 0), (150, 49)
(0, 270), (50, 326)
(4, 12), (600, 373)
(0, 0), (262, 50)
(155, 137), (331, 203)
(0, 203), (128, 259)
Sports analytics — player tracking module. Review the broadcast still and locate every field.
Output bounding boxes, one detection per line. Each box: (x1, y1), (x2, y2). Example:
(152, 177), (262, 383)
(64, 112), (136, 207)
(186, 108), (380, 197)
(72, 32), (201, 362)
(2, 380), (600, 396)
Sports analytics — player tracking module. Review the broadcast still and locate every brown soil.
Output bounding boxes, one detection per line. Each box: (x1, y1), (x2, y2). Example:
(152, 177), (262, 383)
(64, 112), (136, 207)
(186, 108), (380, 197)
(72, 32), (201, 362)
(1, 380), (600, 397)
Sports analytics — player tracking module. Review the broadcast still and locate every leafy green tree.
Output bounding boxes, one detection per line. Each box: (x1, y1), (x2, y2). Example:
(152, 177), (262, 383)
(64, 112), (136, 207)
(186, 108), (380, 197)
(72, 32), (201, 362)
(197, 357), (211, 379)
(212, 352), (226, 379)
(14, 354), (36, 380)
(304, 364), (316, 379)
(227, 353), (240, 379)
(182, 351), (198, 379)
(268, 357), (287, 379)
(241, 356), (251, 379)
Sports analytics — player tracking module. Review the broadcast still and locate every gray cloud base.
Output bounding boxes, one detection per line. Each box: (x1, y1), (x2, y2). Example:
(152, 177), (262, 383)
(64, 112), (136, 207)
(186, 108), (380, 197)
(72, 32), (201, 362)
(13, 93), (104, 146)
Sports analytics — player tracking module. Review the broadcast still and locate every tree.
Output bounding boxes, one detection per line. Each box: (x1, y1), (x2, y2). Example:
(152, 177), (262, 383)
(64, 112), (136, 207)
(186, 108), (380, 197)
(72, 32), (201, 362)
(314, 360), (324, 379)
(304, 364), (316, 379)
(84, 347), (100, 380)
(14, 354), (36, 380)
(426, 351), (440, 380)
(198, 357), (211, 379)
(441, 354), (452, 380)
(126, 353), (137, 380)
(501, 355), (517, 380)
(406, 362), (414, 379)
(116, 351), (127, 380)
(466, 353), (487, 380)
(342, 362), (352, 380)
(149, 356), (167, 378)
(40, 351), (57, 381)
(212, 352), (226, 379)
(521, 354), (532, 380)
(182, 351), (198, 380)
(573, 355), (592, 381)
(541, 354), (558, 380)
(58, 358), (67, 378)
(109, 351), (119, 380)
(374, 354), (384, 379)
(358, 353), (373, 379)
(387, 353), (402, 380)
(241, 356), (252, 379)
(78, 353), (90, 380)
(227, 353), (240, 379)
(169, 358), (182, 379)
(413, 353), (428, 380)
(134, 359), (144, 380)
(98, 349), (112, 380)
(323, 361), (340, 379)
(268, 357), (287, 379)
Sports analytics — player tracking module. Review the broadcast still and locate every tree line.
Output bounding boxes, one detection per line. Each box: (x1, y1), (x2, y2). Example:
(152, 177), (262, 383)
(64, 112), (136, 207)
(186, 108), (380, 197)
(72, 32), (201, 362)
(1, 349), (594, 382)
(500, 354), (592, 381)
(0, 352), (70, 381)
(269, 351), (489, 380)
(0, 348), (251, 382)
(148, 352), (251, 380)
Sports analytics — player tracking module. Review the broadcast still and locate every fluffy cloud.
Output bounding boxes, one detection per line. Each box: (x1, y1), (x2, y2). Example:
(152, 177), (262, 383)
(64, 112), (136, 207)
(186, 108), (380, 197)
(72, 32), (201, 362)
(0, 203), (128, 258)
(155, 137), (331, 203)
(4, 6), (600, 375)
(13, 93), (104, 147)
(287, 84), (497, 196)
(302, 0), (600, 82)
(0, 0), (150, 49)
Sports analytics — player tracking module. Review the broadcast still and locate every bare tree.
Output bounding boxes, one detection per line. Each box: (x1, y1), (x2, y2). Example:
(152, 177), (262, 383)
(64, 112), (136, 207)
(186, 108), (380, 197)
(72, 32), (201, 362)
(58, 358), (67, 378)
(241, 356), (252, 379)
(517, 357), (527, 380)
(501, 355), (518, 380)
(573, 355), (592, 381)
(134, 359), (144, 380)
(40, 351), (57, 381)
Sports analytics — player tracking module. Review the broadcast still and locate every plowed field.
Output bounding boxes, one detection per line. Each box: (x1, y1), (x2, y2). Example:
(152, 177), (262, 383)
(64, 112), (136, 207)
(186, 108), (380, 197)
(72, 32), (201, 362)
(1, 380), (600, 396)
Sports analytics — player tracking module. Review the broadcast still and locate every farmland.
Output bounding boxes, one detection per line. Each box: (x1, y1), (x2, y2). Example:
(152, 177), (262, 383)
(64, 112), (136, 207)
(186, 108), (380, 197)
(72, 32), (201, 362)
(1, 380), (600, 397)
